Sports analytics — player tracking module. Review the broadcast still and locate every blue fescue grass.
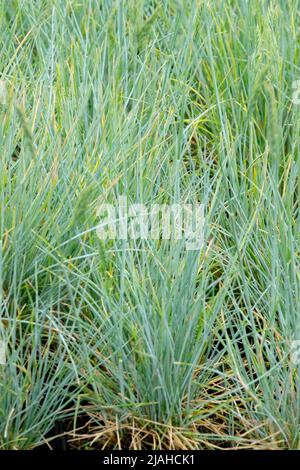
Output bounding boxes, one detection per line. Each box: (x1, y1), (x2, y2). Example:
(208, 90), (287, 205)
(0, 0), (299, 449)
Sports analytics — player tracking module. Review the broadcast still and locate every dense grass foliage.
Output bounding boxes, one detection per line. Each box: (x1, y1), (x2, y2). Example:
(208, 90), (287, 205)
(0, 0), (299, 449)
